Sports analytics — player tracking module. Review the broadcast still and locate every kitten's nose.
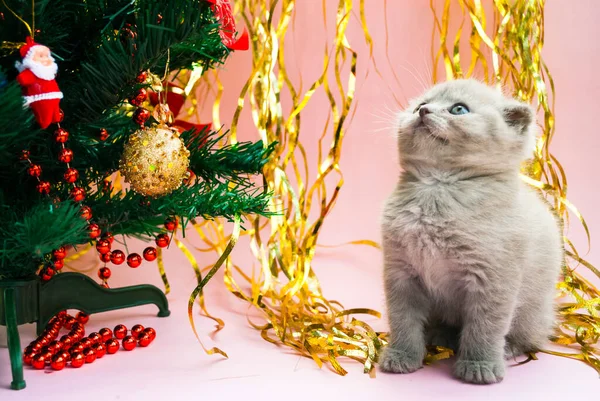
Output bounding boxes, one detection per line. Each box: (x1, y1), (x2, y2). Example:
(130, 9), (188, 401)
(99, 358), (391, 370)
(419, 106), (431, 118)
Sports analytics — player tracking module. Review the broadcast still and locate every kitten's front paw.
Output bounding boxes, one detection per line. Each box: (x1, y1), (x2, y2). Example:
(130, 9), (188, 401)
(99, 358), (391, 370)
(379, 347), (424, 374)
(453, 359), (505, 384)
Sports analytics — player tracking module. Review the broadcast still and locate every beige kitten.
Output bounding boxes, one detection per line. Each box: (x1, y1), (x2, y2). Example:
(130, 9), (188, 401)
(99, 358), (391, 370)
(379, 79), (562, 384)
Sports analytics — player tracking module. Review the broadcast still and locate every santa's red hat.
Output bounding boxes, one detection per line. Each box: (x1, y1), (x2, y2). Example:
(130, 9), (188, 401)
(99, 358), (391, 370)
(19, 36), (41, 60)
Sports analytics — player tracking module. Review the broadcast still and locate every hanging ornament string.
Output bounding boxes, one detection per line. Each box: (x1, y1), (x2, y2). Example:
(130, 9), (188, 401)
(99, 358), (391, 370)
(0, 0), (34, 38)
(432, 0), (600, 373)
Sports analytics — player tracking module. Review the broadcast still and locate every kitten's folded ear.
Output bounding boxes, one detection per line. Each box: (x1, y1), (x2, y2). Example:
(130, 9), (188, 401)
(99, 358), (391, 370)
(503, 101), (535, 135)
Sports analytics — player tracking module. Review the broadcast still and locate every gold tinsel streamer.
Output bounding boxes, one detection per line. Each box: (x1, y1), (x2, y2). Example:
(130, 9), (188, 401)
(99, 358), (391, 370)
(432, 0), (600, 372)
(188, 0), (391, 375)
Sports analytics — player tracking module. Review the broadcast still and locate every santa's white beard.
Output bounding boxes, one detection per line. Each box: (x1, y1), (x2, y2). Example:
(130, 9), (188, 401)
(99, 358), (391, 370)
(15, 56), (58, 81)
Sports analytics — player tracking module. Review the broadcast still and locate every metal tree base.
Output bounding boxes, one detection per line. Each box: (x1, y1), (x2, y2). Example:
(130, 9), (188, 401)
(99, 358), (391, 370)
(0, 272), (169, 390)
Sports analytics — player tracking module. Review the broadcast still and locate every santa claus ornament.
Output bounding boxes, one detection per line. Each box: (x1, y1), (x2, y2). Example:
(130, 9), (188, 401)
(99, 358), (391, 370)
(15, 36), (63, 129)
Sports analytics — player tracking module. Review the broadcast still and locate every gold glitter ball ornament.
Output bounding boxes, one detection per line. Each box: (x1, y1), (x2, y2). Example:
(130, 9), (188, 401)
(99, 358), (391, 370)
(119, 125), (190, 197)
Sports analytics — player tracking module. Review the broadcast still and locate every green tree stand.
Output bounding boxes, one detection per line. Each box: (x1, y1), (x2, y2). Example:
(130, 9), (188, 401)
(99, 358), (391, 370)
(0, 272), (169, 390)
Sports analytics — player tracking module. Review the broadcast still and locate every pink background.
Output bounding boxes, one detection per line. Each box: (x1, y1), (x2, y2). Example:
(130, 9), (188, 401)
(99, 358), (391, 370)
(2, 1), (599, 399)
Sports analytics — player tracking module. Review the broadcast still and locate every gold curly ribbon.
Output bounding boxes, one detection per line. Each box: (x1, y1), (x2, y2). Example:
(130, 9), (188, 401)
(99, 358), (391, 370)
(433, 0), (600, 373)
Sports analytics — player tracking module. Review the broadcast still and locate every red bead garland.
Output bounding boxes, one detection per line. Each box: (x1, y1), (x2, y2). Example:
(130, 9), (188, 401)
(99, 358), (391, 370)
(23, 312), (156, 371)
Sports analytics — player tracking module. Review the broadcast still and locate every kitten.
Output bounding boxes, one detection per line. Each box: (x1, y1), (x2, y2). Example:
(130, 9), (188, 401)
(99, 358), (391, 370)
(378, 79), (562, 384)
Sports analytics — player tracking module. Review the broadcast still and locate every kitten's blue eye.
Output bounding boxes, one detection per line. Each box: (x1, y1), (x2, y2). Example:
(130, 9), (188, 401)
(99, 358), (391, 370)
(449, 103), (469, 115)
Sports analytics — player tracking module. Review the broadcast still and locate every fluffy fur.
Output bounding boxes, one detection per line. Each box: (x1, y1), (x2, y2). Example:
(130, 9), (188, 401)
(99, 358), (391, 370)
(379, 79), (562, 384)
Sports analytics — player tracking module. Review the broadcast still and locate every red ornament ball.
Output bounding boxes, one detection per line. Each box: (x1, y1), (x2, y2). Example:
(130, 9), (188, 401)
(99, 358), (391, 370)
(105, 338), (120, 354)
(136, 71), (148, 83)
(143, 247), (157, 261)
(164, 217), (178, 231)
(36, 181), (51, 195)
(53, 259), (64, 270)
(155, 234), (170, 248)
(40, 266), (55, 282)
(88, 332), (103, 344)
(132, 108), (150, 126)
(89, 223), (101, 239)
(122, 335), (136, 351)
(137, 333), (151, 347)
(81, 205), (93, 220)
(102, 232), (114, 244)
(98, 128), (109, 141)
(52, 246), (67, 260)
(76, 311), (90, 325)
(131, 324), (145, 339)
(83, 347), (96, 364)
(98, 267), (112, 280)
(27, 164), (42, 177)
(93, 343), (107, 358)
(113, 324), (127, 339)
(58, 148), (73, 163)
(110, 250), (125, 265)
(129, 88), (148, 106)
(64, 167), (79, 183)
(19, 149), (30, 160)
(51, 354), (67, 371)
(99, 328), (113, 342)
(53, 128), (69, 143)
(70, 352), (85, 368)
(127, 253), (142, 268)
(96, 239), (111, 254)
(143, 327), (156, 341)
(32, 354), (46, 370)
(99, 251), (112, 263)
(71, 186), (86, 202)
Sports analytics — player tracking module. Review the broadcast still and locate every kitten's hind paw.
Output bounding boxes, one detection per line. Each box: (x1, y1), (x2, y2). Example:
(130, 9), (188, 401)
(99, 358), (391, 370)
(453, 359), (505, 384)
(379, 347), (424, 374)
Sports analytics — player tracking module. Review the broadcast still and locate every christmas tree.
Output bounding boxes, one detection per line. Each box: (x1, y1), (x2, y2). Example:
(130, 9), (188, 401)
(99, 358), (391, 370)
(0, 0), (272, 282)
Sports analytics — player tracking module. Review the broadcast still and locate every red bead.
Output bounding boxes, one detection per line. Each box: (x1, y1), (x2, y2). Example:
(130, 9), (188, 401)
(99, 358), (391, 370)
(81, 206), (92, 220)
(83, 347), (96, 363)
(53, 259), (64, 270)
(89, 223), (101, 239)
(70, 352), (84, 368)
(48, 340), (62, 353)
(58, 109), (64, 122)
(58, 148), (73, 163)
(53, 128), (69, 143)
(129, 88), (148, 106)
(98, 267), (112, 279)
(105, 338), (119, 354)
(138, 333), (151, 347)
(99, 328), (113, 342)
(155, 234), (170, 248)
(58, 351), (71, 362)
(132, 108), (150, 126)
(70, 342), (85, 354)
(93, 343), (107, 358)
(64, 167), (79, 183)
(113, 324), (127, 339)
(23, 351), (36, 365)
(102, 232), (114, 244)
(136, 71), (148, 83)
(100, 251), (112, 263)
(127, 253), (142, 268)
(37, 181), (51, 195)
(64, 316), (76, 329)
(110, 250), (125, 265)
(98, 128), (109, 141)
(32, 354), (46, 369)
(122, 335), (136, 351)
(71, 186), (86, 202)
(143, 247), (157, 261)
(76, 311), (89, 325)
(20, 149), (30, 160)
(51, 354), (67, 370)
(27, 164), (42, 177)
(40, 266), (55, 281)
(131, 324), (145, 339)
(164, 217), (178, 231)
(88, 332), (103, 344)
(80, 338), (93, 350)
(96, 239), (111, 254)
(60, 335), (74, 350)
(52, 246), (66, 260)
